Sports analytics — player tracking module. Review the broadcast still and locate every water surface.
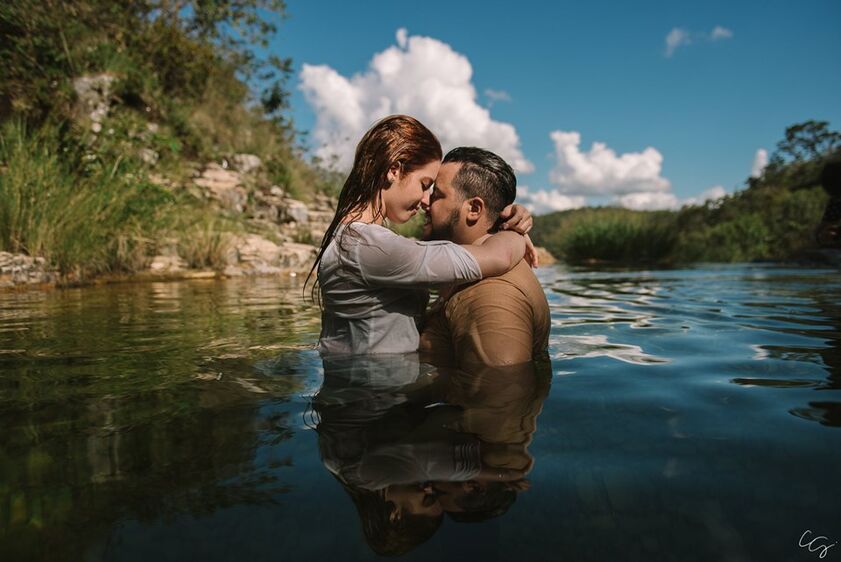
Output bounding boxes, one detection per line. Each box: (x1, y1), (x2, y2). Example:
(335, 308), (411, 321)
(1, 264), (839, 561)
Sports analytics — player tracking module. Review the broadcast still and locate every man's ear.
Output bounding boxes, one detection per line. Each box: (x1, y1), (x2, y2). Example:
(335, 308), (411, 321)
(386, 162), (402, 186)
(465, 197), (485, 223)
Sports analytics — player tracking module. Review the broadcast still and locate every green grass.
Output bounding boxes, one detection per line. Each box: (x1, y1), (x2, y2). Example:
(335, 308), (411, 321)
(0, 121), (171, 275)
(532, 208), (678, 264)
(175, 214), (240, 270)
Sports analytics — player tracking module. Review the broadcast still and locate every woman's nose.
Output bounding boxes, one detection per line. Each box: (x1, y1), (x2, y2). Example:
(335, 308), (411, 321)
(420, 189), (431, 208)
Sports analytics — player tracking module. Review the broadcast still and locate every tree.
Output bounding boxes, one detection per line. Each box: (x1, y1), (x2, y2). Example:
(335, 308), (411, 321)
(775, 120), (841, 163)
(0, 0), (292, 124)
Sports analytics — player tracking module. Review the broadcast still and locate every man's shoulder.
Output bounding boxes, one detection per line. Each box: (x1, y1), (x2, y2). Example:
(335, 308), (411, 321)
(453, 260), (541, 298)
(446, 261), (544, 314)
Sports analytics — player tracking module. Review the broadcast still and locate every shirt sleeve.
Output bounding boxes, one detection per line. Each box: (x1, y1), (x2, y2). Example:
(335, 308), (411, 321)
(349, 224), (482, 288)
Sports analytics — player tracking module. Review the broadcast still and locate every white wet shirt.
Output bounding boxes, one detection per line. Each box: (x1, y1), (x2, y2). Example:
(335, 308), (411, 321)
(317, 222), (482, 355)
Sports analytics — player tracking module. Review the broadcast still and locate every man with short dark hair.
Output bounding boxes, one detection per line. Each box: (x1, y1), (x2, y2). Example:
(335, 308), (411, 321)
(419, 147), (550, 368)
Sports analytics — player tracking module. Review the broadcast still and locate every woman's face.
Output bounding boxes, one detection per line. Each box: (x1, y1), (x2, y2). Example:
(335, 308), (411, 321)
(382, 160), (440, 225)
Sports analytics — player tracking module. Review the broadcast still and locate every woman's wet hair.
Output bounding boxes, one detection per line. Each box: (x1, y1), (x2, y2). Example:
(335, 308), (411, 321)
(306, 115), (442, 301)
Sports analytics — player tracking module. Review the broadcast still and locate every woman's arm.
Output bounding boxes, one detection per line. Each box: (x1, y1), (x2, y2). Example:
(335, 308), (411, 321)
(461, 231), (526, 277)
(351, 224), (526, 288)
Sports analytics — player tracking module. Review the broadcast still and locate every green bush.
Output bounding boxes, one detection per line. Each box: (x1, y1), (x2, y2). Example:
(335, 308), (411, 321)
(532, 208), (677, 264)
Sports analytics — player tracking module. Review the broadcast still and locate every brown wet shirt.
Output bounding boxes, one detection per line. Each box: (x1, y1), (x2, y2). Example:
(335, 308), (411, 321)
(419, 260), (550, 368)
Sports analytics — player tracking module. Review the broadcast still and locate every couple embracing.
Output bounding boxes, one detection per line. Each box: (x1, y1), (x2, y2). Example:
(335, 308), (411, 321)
(310, 114), (549, 367)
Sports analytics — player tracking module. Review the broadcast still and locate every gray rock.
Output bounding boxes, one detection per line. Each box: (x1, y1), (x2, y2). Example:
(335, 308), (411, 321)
(139, 148), (159, 166)
(233, 154), (262, 175)
(224, 234), (316, 275)
(282, 199), (309, 224)
(235, 234), (282, 265)
(0, 252), (57, 287)
(73, 73), (116, 129)
(194, 163), (248, 212)
(277, 242), (318, 269)
(148, 255), (187, 272)
(314, 193), (338, 211)
(223, 265), (245, 277)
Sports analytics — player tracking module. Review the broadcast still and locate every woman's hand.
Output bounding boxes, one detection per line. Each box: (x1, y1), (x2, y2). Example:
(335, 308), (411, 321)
(525, 234), (539, 268)
(499, 203), (533, 234)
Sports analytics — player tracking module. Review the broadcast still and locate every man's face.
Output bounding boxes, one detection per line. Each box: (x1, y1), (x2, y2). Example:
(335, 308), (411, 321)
(423, 162), (464, 241)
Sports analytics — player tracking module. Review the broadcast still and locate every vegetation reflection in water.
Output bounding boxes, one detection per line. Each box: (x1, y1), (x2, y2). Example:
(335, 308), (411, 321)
(0, 264), (840, 561)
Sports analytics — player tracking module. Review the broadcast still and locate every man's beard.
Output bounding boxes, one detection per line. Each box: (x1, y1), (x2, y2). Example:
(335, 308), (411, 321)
(426, 208), (460, 241)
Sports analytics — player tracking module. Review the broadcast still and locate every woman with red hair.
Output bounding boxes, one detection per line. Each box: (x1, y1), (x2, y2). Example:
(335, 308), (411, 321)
(310, 115), (532, 355)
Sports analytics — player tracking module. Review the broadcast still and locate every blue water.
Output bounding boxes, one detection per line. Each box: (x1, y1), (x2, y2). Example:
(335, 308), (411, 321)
(1, 264), (839, 561)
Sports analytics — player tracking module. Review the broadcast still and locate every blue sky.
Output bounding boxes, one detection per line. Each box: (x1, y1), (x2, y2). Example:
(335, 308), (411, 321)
(266, 0), (841, 212)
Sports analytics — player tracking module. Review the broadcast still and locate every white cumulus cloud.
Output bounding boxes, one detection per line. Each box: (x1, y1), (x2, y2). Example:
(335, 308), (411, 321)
(683, 185), (727, 207)
(484, 88), (511, 108)
(665, 28), (692, 57)
(710, 26), (734, 41)
(396, 28), (408, 48)
(751, 148), (768, 178)
(299, 28), (533, 173)
(548, 130), (670, 196)
(615, 185), (726, 211)
(615, 192), (680, 211)
(517, 186), (586, 214)
(665, 25), (733, 57)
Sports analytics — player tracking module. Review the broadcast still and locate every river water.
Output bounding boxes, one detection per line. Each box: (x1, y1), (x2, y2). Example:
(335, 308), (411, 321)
(1, 264), (839, 561)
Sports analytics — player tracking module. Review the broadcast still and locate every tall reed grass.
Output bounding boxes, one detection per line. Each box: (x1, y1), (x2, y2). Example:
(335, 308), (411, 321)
(533, 208), (678, 264)
(0, 121), (174, 276)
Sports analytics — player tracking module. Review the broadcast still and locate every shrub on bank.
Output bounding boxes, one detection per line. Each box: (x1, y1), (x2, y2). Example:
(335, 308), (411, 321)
(531, 208), (677, 264)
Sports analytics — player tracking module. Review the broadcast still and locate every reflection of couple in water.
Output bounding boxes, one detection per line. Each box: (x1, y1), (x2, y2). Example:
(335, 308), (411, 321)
(307, 115), (552, 554)
(313, 355), (551, 556)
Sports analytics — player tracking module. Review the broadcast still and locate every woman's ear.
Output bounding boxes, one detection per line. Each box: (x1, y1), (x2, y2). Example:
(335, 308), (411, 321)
(386, 162), (402, 185)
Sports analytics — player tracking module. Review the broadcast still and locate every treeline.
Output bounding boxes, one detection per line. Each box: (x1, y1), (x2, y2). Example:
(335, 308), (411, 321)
(532, 121), (840, 265)
(0, 1), (334, 277)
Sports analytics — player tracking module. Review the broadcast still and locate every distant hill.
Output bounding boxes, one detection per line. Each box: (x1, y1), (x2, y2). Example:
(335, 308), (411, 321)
(532, 122), (839, 265)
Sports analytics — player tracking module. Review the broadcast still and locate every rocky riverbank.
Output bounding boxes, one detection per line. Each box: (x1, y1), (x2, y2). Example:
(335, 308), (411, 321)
(1, 73), (555, 291)
(1, 151), (330, 290)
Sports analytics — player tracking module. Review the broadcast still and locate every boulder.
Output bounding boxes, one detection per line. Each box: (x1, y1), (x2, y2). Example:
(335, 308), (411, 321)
(148, 255), (187, 272)
(225, 234), (316, 275)
(233, 154), (262, 175)
(234, 234), (283, 265)
(194, 163), (248, 212)
(281, 199), (309, 224)
(73, 73), (116, 131)
(277, 242), (318, 269)
(139, 148), (159, 166)
(0, 252), (57, 287)
(251, 188), (286, 223)
(313, 193), (338, 211)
